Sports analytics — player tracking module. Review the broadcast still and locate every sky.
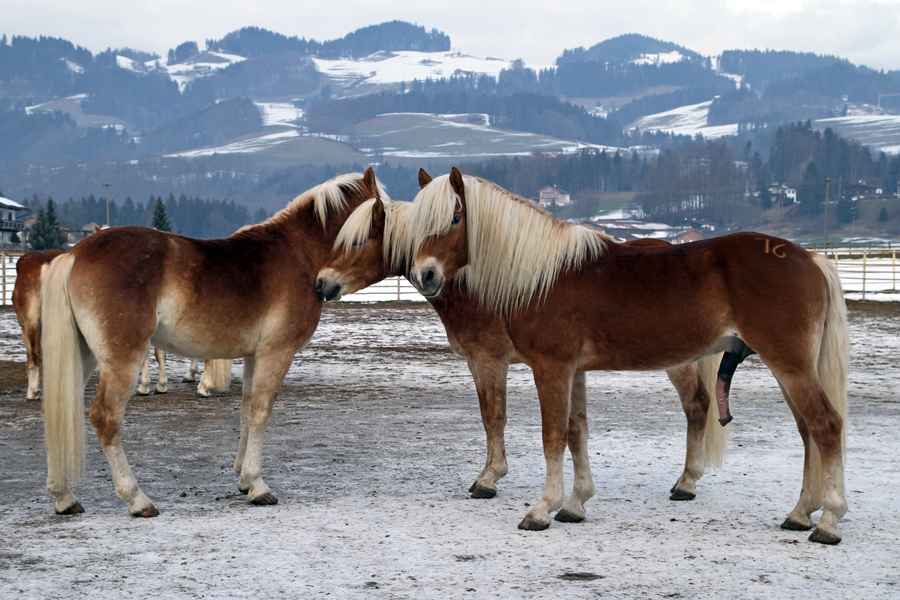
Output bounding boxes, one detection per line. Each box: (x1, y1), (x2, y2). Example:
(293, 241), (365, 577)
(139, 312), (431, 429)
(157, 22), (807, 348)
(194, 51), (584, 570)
(4, 0), (900, 71)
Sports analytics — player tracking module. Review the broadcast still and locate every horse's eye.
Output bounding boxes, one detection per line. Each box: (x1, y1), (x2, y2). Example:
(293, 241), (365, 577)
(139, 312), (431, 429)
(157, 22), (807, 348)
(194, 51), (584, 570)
(452, 214), (461, 225)
(351, 239), (367, 247)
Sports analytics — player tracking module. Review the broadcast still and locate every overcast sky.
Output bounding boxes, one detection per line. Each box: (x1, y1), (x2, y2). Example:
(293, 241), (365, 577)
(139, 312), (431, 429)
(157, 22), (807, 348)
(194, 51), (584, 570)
(4, 0), (900, 70)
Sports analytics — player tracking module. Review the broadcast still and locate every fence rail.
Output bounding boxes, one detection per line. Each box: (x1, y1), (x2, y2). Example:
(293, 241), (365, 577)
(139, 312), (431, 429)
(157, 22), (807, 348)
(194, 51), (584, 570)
(0, 248), (896, 306)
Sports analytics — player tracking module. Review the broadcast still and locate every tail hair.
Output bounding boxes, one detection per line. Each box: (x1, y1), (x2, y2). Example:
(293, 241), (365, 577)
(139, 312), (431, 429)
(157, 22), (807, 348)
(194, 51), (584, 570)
(808, 253), (850, 497)
(200, 359), (232, 394)
(41, 253), (86, 488)
(698, 353), (728, 469)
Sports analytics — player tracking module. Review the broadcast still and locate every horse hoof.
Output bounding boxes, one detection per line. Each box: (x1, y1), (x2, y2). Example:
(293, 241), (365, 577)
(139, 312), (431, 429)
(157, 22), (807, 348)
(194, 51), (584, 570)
(669, 489), (696, 501)
(250, 493), (278, 506)
(809, 526), (842, 545)
(468, 481), (477, 493)
(56, 502), (85, 515)
(135, 390), (150, 397)
(780, 517), (813, 531)
(471, 485), (497, 499)
(132, 505), (160, 518)
(518, 517), (550, 531)
(181, 376), (194, 383)
(554, 509), (585, 523)
(155, 389), (168, 395)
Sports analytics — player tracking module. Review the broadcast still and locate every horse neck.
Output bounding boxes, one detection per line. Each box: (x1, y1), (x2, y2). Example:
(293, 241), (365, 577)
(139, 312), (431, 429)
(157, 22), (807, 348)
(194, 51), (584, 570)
(267, 202), (358, 270)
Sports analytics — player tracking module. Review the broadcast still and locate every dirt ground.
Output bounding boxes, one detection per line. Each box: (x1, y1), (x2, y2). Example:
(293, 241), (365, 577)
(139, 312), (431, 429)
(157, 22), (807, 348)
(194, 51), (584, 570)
(0, 302), (898, 599)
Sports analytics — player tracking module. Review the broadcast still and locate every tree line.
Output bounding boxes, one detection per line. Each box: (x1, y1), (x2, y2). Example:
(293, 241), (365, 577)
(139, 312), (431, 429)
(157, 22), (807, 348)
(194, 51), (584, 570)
(23, 192), (260, 239)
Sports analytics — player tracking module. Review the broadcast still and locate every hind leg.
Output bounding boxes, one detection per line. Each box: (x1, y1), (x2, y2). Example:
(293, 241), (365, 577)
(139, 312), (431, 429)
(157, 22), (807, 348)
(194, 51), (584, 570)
(182, 359), (200, 383)
(136, 349), (151, 396)
(466, 357), (509, 499)
(23, 323), (41, 400)
(775, 374), (846, 543)
(667, 363), (711, 500)
(90, 349), (158, 517)
(556, 372), (595, 522)
(154, 348), (167, 394)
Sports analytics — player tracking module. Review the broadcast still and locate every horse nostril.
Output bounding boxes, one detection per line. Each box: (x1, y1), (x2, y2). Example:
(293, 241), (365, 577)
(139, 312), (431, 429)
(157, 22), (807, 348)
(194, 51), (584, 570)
(315, 278), (325, 295)
(423, 269), (436, 287)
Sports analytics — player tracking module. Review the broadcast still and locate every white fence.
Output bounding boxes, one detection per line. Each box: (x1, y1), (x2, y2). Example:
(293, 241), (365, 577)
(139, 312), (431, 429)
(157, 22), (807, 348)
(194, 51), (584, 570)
(1, 249), (897, 306)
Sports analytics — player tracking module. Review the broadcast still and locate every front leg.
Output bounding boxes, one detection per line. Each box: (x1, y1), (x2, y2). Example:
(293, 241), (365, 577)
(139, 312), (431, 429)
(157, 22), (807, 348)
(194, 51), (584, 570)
(555, 372), (595, 522)
(236, 353), (293, 505)
(234, 357), (255, 492)
(136, 349), (152, 396)
(519, 361), (573, 531)
(466, 357), (510, 499)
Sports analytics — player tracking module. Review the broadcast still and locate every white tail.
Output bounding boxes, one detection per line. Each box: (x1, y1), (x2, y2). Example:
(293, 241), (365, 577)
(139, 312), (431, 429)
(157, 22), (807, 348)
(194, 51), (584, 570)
(197, 359), (232, 396)
(698, 352), (728, 469)
(809, 253), (850, 495)
(41, 253), (87, 489)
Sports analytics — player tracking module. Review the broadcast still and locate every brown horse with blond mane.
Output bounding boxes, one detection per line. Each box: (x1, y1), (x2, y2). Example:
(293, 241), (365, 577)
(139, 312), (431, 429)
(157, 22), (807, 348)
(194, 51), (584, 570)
(315, 170), (728, 520)
(41, 169), (384, 517)
(407, 167), (849, 544)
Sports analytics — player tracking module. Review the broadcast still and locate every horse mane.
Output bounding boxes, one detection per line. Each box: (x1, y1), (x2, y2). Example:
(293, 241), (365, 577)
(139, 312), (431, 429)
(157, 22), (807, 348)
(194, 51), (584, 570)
(409, 174), (610, 311)
(239, 173), (386, 235)
(333, 198), (410, 275)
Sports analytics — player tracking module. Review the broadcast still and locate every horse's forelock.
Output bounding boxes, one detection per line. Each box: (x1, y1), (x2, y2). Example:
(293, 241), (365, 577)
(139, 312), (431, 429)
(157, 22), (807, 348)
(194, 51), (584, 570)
(333, 198), (413, 274)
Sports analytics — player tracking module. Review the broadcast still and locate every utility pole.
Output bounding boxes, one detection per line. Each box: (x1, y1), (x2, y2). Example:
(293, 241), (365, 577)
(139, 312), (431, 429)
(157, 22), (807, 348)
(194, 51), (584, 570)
(102, 183), (112, 227)
(824, 178), (831, 250)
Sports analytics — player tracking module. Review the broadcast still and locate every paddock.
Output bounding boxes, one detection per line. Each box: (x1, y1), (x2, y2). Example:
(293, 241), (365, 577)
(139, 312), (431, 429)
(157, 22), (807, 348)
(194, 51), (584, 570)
(0, 301), (898, 598)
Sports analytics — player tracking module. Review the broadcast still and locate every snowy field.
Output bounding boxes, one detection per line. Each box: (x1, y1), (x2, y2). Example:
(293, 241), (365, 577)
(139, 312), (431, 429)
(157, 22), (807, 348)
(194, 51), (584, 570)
(627, 101), (739, 139)
(0, 301), (899, 599)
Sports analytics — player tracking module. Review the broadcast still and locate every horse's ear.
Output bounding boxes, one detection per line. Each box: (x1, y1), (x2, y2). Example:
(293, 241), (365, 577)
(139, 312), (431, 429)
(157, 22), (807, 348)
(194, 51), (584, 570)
(363, 167), (379, 198)
(449, 167), (465, 201)
(418, 168), (432, 189)
(93, 223), (102, 233)
(371, 196), (386, 231)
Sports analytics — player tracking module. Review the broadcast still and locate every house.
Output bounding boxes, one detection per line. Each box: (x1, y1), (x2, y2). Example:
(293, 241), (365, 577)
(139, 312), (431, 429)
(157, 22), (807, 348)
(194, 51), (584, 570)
(537, 186), (571, 208)
(0, 195), (27, 247)
(851, 181), (884, 199)
(767, 184), (797, 204)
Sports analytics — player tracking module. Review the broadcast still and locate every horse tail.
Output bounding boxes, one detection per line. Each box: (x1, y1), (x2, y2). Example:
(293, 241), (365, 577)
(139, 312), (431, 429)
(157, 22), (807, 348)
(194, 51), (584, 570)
(208, 359), (232, 393)
(41, 253), (86, 489)
(197, 359), (232, 396)
(812, 253), (850, 451)
(698, 352), (727, 469)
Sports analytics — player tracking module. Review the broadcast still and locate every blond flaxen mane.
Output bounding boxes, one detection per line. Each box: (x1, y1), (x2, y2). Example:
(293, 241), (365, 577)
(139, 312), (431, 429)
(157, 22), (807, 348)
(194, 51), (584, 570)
(333, 197), (410, 275)
(409, 174), (610, 311)
(243, 173), (386, 233)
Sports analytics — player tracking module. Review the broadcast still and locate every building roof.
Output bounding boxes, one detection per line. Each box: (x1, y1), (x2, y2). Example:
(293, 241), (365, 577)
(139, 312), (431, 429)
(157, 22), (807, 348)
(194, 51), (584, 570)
(0, 196), (25, 210)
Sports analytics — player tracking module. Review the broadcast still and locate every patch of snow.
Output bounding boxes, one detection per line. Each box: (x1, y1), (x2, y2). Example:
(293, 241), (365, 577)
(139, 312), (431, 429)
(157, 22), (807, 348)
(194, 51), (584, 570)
(314, 50), (554, 87)
(25, 94), (88, 115)
(168, 130), (300, 158)
(627, 101), (739, 139)
(255, 102), (303, 128)
(64, 59), (84, 74)
(631, 51), (684, 66)
(116, 55), (141, 72)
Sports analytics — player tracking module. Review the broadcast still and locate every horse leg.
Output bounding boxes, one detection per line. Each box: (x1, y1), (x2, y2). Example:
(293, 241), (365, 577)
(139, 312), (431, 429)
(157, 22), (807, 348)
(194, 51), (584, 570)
(556, 371), (595, 523)
(154, 348), (167, 394)
(90, 350), (159, 517)
(136, 348), (151, 396)
(236, 353), (293, 505)
(519, 362), (573, 531)
(234, 357), (255, 492)
(667, 363), (711, 500)
(776, 373), (846, 544)
(182, 359), (200, 383)
(466, 357), (509, 499)
(24, 322), (41, 400)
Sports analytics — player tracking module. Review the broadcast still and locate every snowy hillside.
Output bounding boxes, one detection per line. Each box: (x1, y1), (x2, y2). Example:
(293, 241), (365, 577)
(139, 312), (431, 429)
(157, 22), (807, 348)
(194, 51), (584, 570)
(626, 101), (739, 139)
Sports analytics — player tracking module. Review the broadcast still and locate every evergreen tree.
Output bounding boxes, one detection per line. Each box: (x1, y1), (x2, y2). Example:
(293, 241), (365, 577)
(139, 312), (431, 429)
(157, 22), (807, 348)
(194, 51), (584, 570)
(151, 196), (172, 232)
(797, 161), (825, 216)
(29, 198), (66, 250)
(879, 206), (889, 222)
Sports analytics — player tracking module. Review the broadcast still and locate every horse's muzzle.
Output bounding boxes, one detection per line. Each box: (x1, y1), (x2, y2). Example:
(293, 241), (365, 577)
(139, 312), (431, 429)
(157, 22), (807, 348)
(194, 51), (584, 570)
(315, 277), (342, 301)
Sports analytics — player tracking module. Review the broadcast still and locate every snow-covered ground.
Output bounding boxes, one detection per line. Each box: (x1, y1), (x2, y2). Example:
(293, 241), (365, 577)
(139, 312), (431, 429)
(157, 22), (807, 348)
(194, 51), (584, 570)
(0, 301), (898, 599)
(815, 115), (900, 155)
(627, 101), (739, 139)
(313, 50), (552, 87)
